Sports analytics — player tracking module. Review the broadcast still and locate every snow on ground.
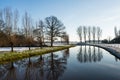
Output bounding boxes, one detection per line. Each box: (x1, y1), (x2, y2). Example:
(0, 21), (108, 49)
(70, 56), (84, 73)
(97, 44), (120, 48)
(0, 47), (36, 52)
(97, 44), (120, 53)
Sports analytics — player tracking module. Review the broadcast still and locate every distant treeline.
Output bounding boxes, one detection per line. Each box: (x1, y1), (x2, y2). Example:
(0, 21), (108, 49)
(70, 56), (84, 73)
(102, 27), (120, 43)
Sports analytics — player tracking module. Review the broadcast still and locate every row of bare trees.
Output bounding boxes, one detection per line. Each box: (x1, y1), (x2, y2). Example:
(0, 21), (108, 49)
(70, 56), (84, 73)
(0, 7), (69, 51)
(77, 26), (102, 43)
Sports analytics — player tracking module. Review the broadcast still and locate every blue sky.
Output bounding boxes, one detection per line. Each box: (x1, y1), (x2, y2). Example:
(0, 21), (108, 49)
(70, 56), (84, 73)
(1, 0), (120, 41)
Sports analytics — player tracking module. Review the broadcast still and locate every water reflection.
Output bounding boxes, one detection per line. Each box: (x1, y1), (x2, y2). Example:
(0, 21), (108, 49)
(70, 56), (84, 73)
(0, 62), (16, 80)
(46, 52), (67, 80)
(1, 46), (120, 80)
(4, 65), (17, 80)
(77, 46), (103, 63)
(63, 49), (69, 59)
(0, 49), (68, 80)
(24, 57), (40, 80)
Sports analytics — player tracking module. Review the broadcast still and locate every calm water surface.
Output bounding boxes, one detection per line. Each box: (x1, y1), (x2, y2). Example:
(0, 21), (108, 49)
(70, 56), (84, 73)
(0, 46), (120, 80)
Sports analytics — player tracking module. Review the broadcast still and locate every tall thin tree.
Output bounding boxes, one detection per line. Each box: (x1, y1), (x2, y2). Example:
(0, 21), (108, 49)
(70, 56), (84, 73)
(83, 26), (87, 43)
(77, 26), (82, 43)
(97, 27), (102, 44)
(4, 7), (14, 51)
(114, 26), (118, 37)
(92, 26), (96, 43)
(33, 20), (45, 48)
(22, 12), (33, 50)
(88, 26), (91, 43)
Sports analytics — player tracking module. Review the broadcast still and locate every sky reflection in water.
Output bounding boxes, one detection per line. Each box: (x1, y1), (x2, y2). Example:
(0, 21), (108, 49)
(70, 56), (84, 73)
(0, 46), (120, 80)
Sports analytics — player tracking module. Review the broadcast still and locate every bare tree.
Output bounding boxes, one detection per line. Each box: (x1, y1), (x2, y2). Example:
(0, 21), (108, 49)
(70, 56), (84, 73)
(4, 7), (14, 51)
(45, 16), (65, 46)
(83, 26), (87, 43)
(4, 7), (13, 35)
(22, 12), (29, 38)
(97, 27), (102, 44)
(13, 9), (19, 33)
(22, 12), (33, 50)
(60, 32), (66, 43)
(0, 10), (7, 46)
(3, 8), (20, 51)
(0, 9), (2, 20)
(64, 34), (69, 45)
(0, 10), (5, 31)
(118, 30), (120, 36)
(60, 32), (69, 44)
(10, 9), (19, 47)
(114, 26), (118, 37)
(33, 20), (45, 48)
(92, 26), (96, 43)
(77, 26), (82, 43)
(88, 26), (91, 43)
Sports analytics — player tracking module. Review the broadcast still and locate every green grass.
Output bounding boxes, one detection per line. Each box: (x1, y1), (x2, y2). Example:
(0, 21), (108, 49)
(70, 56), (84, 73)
(0, 45), (75, 64)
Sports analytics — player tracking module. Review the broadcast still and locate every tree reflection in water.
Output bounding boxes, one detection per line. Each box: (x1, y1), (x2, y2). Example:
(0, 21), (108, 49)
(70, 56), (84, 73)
(46, 52), (67, 80)
(0, 49), (68, 80)
(88, 46), (92, 62)
(0, 62), (17, 80)
(0, 47), (120, 80)
(115, 57), (118, 62)
(97, 47), (103, 61)
(77, 46), (103, 63)
(63, 49), (69, 59)
(24, 56), (47, 80)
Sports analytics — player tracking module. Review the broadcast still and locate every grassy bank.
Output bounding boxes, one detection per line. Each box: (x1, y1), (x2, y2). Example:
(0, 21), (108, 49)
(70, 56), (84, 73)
(0, 45), (75, 64)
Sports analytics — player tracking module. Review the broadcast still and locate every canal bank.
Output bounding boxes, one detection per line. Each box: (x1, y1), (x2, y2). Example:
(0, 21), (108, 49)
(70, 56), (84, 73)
(0, 45), (75, 64)
(88, 44), (120, 59)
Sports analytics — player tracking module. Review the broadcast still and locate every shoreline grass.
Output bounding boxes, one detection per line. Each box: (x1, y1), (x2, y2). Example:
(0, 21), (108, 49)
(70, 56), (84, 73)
(0, 45), (75, 64)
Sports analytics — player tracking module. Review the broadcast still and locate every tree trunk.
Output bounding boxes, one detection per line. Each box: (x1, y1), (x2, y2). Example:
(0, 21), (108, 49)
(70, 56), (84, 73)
(40, 55), (43, 60)
(29, 47), (30, 50)
(80, 36), (82, 43)
(29, 44), (31, 50)
(11, 42), (14, 52)
(28, 40), (31, 50)
(28, 57), (31, 65)
(98, 38), (100, 44)
(11, 45), (13, 52)
(51, 37), (53, 47)
(40, 38), (42, 49)
(89, 38), (90, 43)
(10, 62), (14, 69)
(42, 36), (45, 46)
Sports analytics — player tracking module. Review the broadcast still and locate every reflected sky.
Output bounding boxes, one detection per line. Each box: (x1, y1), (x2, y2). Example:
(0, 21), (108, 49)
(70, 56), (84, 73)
(0, 46), (120, 80)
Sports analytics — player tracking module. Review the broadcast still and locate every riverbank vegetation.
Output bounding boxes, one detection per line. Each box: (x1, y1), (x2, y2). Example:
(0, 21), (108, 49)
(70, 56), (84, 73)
(0, 45), (74, 64)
